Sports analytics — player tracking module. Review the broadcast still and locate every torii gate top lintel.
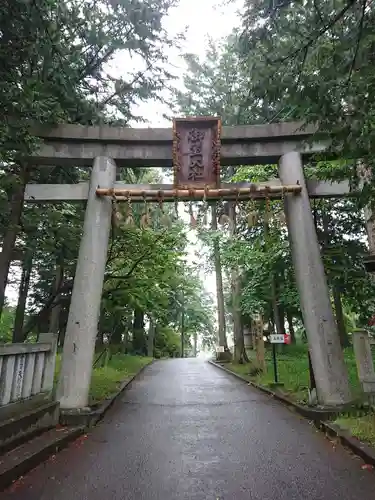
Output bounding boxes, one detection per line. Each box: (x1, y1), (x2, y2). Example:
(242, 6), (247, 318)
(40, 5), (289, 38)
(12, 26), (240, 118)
(25, 116), (351, 203)
(30, 119), (327, 168)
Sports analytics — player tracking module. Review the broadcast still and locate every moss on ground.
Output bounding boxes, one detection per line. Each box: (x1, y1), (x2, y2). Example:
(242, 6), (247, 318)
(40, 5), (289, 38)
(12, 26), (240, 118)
(55, 353), (152, 404)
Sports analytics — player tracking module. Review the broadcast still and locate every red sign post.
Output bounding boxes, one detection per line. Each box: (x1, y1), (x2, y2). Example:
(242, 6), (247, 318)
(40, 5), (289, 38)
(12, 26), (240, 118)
(284, 333), (291, 345)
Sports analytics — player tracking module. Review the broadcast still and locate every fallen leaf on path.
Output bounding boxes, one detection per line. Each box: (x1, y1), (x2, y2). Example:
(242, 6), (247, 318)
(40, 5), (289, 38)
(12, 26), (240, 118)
(361, 464), (374, 470)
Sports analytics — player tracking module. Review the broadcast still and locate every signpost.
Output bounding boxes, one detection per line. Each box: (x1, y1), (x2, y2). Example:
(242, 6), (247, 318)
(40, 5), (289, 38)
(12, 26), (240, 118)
(254, 315), (266, 373)
(269, 333), (291, 384)
(270, 333), (291, 344)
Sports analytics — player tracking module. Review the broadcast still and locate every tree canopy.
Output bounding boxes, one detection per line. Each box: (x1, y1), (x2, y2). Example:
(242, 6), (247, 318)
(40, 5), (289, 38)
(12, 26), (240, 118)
(0, 0), (216, 358)
(174, 6), (375, 350)
(3, 0), (375, 363)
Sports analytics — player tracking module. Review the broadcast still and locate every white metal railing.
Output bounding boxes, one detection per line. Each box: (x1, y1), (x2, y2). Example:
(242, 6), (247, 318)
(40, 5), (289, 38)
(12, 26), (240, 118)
(0, 333), (57, 407)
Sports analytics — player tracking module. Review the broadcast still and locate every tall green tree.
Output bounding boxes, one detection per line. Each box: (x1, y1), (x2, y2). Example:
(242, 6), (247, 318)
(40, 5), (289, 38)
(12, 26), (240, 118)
(175, 28), (375, 355)
(0, 0), (180, 329)
(239, 0), (375, 170)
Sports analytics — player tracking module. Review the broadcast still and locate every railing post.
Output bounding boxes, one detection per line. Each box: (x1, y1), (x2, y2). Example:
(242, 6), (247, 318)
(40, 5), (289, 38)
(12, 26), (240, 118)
(0, 355), (15, 405)
(278, 151), (352, 406)
(22, 353), (36, 399)
(352, 330), (375, 402)
(39, 333), (58, 393)
(11, 353), (26, 402)
(57, 157), (116, 409)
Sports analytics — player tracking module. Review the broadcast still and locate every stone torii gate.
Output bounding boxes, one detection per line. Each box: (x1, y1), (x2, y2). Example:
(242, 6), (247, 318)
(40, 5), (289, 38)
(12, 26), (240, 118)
(25, 118), (357, 410)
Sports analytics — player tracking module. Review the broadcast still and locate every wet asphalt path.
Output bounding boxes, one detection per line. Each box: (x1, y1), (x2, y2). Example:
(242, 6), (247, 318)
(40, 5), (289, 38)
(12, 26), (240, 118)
(3, 359), (375, 499)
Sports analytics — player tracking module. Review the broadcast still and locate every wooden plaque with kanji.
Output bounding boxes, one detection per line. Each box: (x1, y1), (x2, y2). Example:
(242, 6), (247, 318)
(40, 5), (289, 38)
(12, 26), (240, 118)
(172, 116), (221, 189)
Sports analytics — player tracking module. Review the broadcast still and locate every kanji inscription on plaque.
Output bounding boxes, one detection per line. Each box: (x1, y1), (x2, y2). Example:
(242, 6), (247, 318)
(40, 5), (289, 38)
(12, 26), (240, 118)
(173, 116), (221, 188)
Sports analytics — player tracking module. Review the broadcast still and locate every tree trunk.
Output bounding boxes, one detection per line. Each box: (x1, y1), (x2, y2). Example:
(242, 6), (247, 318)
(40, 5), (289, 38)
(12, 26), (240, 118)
(278, 304), (286, 335)
(95, 331), (104, 350)
(181, 304), (185, 358)
(22, 273), (69, 338)
(49, 303), (62, 336)
(123, 317), (132, 353)
(250, 319), (257, 350)
(147, 319), (155, 357)
(332, 285), (350, 348)
(58, 323), (66, 348)
(49, 262), (64, 335)
(286, 311), (296, 344)
(133, 308), (147, 355)
(110, 324), (123, 345)
(271, 276), (284, 335)
(211, 203), (229, 358)
(228, 201), (248, 363)
(254, 315), (267, 372)
(321, 211), (349, 349)
(12, 251), (33, 342)
(0, 165), (28, 318)
(193, 332), (197, 357)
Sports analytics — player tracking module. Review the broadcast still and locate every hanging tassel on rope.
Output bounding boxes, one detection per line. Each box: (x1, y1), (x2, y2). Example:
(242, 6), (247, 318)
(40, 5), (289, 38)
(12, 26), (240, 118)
(110, 189), (123, 229)
(174, 194), (179, 221)
(278, 186), (286, 224)
(124, 191), (135, 226)
(218, 202), (234, 231)
(140, 192), (151, 229)
(203, 185), (209, 226)
(246, 197), (259, 228)
(158, 191), (171, 228)
(247, 210), (259, 227)
(264, 188), (272, 224)
(189, 199), (197, 228)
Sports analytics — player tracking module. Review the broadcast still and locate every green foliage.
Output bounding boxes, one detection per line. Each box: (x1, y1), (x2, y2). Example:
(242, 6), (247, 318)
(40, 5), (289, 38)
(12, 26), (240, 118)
(154, 325), (181, 358)
(175, 24), (375, 336)
(104, 224), (186, 321)
(0, 1), (217, 357)
(230, 345), (368, 404)
(0, 305), (15, 343)
(239, 0), (375, 181)
(90, 354), (152, 403)
(55, 353), (152, 403)
(0, 0), (179, 162)
(335, 414), (375, 447)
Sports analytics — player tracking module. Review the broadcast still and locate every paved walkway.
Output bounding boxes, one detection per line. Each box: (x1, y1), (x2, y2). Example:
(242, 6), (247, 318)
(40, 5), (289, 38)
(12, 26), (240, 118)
(4, 359), (375, 499)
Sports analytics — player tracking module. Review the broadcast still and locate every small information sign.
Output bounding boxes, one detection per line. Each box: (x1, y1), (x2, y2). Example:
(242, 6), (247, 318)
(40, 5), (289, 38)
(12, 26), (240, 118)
(270, 334), (285, 344)
(270, 333), (292, 344)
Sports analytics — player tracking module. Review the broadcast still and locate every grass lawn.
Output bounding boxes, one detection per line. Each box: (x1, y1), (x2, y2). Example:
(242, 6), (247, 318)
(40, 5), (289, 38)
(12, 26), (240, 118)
(228, 344), (366, 405)
(335, 414), (375, 447)
(55, 352), (152, 404)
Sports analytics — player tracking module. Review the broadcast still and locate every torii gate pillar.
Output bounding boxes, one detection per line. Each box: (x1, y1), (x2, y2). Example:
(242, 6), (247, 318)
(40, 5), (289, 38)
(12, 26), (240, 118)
(279, 152), (352, 406)
(57, 156), (116, 409)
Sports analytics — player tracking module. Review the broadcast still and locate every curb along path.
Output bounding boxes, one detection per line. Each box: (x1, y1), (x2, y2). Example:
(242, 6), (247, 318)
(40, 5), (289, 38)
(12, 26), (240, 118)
(0, 360), (153, 492)
(2, 358), (375, 500)
(209, 359), (375, 468)
(60, 359), (154, 427)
